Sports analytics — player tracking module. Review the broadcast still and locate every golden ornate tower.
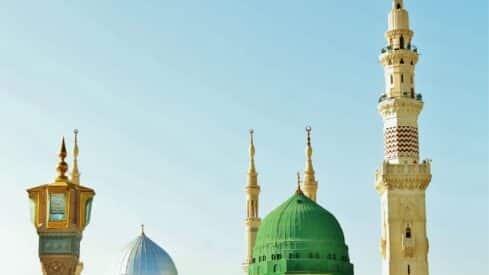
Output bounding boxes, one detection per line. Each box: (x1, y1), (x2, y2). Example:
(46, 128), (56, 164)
(301, 126), (318, 202)
(376, 1), (432, 275)
(27, 131), (95, 275)
(242, 129), (261, 274)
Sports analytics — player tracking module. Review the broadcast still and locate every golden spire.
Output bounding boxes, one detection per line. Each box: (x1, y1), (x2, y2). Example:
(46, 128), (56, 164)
(55, 137), (69, 182)
(296, 172), (303, 195)
(303, 126), (316, 185)
(247, 129), (258, 186)
(71, 129), (81, 185)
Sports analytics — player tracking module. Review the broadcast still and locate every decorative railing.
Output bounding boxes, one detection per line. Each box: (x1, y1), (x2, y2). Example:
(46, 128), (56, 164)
(377, 92), (423, 103)
(380, 44), (418, 54)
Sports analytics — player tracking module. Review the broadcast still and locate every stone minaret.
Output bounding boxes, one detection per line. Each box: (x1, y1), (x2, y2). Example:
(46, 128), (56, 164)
(302, 126), (318, 202)
(27, 135), (95, 275)
(376, 1), (432, 275)
(242, 129), (261, 274)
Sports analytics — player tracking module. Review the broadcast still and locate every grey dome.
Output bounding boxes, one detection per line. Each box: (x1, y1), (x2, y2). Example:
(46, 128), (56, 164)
(119, 232), (178, 275)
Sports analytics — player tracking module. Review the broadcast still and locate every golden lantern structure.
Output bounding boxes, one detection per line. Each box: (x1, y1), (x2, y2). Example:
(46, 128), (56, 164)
(27, 131), (95, 275)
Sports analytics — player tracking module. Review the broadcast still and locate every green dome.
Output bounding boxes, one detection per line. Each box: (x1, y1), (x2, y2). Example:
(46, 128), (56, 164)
(249, 193), (354, 275)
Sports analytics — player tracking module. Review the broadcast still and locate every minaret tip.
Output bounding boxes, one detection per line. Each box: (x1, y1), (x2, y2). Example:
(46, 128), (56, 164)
(55, 137), (69, 181)
(249, 128), (255, 159)
(141, 224), (145, 235)
(71, 129), (81, 185)
(248, 129), (257, 178)
(304, 126), (314, 168)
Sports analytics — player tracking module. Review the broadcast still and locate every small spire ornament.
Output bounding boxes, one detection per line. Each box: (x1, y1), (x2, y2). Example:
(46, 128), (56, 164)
(296, 172), (303, 195)
(55, 137), (69, 182)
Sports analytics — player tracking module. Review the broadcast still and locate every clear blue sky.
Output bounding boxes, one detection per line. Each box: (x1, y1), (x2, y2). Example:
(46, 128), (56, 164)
(0, 1), (487, 274)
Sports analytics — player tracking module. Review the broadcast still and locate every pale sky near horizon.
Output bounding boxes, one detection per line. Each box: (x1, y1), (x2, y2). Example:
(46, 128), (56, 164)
(0, 1), (487, 275)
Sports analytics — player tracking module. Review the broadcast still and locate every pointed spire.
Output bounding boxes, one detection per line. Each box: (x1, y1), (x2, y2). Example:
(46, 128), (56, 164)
(55, 137), (69, 182)
(71, 129), (81, 185)
(141, 224), (145, 235)
(247, 129), (258, 186)
(303, 126), (316, 185)
(296, 172), (303, 195)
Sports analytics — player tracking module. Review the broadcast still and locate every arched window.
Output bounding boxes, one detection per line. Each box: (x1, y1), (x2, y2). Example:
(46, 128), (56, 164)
(406, 227), (412, 238)
(400, 58), (405, 64)
(408, 264), (411, 274)
(400, 36), (405, 49)
(397, 3), (402, 9)
(401, 74), (404, 83)
(273, 264), (279, 273)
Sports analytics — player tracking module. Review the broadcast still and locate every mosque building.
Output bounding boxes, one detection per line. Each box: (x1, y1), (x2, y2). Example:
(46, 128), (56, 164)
(26, 1), (432, 275)
(242, 128), (355, 275)
(241, 1), (432, 275)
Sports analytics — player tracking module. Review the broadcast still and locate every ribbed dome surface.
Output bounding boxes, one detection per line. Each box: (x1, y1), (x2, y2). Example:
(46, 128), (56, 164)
(250, 193), (353, 275)
(255, 193), (345, 247)
(119, 233), (178, 275)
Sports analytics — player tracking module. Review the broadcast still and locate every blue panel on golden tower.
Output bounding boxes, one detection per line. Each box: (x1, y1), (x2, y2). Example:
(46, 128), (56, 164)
(119, 233), (178, 275)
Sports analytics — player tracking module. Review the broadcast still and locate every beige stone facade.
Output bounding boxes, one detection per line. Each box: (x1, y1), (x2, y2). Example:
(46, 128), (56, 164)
(376, 1), (431, 275)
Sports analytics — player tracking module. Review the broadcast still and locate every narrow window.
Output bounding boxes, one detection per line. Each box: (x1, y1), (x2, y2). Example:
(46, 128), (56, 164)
(411, 88), (415, 98)
(390, 75), (394, 84)
(400, 36), (405, 49)
(397, 3), (402, 9)
(406, 227), (412, 238)
(400, 58), (405, 64)
(408, 264), (411, 274)
(401, 74), (404, 83)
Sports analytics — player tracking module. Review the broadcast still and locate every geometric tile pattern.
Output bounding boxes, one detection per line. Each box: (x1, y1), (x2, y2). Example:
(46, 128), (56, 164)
(384, 126), (419, 160)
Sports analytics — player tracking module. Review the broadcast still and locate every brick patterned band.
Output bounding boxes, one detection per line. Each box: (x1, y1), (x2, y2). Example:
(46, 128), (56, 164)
(384, 126), (419, 160)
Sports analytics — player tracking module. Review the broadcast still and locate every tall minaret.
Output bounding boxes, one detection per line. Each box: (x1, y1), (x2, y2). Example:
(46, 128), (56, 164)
(242, 129), (261, 274)
(376, 1), (432, 275)
(302, 126), (318, 202)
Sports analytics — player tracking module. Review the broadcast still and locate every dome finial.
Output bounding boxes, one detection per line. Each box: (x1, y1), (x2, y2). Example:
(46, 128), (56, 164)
(296, 172), (303, 195)
(71, 129), (81, 185)
(55, 137), (69, 182)
(141, 224), (145, 235)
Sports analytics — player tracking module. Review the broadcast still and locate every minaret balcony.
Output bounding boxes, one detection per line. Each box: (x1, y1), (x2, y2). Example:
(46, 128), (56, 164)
(375, 160), (432, 193)
(380, 44), (418, 54)
(402, 236), (415, 257)
(378, 92), (422, 104)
